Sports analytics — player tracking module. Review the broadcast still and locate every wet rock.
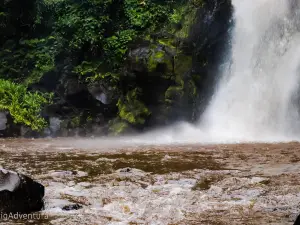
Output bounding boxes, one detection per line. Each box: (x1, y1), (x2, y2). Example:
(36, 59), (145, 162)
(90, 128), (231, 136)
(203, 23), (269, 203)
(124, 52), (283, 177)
(87, 82), (117, 105)
(0, 169), (44, 213)
(62, 204), (83, 211)
(57, 75), (100, 109)
(0, 112), (7, 131)
(190, 0), (233, 117)
(20, 125), (39, 138)
(128, 46), (150, 72)
(62, 77), (85, 97)
(0, 114), (21, 137)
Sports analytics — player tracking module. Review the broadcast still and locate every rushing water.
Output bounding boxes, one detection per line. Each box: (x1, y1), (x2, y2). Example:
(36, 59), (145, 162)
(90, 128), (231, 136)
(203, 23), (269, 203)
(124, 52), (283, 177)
(2, 140), (300, 224)
(199, 0), (300, 142)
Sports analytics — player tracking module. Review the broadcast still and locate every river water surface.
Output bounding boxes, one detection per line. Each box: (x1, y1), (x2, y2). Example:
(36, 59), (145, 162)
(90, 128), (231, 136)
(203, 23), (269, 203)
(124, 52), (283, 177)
(0, 139), (300, 224)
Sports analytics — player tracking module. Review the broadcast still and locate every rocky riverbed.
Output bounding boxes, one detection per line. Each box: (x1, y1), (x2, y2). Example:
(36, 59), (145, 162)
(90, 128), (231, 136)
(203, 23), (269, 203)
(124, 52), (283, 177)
(0, 139), (300, 224)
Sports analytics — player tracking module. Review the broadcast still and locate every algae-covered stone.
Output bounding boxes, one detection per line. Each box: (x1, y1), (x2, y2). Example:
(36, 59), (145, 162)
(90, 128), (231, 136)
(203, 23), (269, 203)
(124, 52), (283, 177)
(147, 47), (173, 73)
(117, 88), (151, 125)
(129, 44), (174, 74)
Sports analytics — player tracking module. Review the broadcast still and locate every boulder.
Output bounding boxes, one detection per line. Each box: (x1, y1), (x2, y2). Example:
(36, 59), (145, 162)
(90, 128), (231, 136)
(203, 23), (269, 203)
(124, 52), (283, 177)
(87, 82), (117, 105)
(0, 169), (44, 213)
(128, 44), (174, 74)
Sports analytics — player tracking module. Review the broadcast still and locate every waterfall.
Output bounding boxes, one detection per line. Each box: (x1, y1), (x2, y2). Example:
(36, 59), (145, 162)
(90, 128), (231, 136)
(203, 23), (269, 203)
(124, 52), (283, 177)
(82, 0), (300, 146)
(133, 0), (300, 144)
(197, 0), (300, 142)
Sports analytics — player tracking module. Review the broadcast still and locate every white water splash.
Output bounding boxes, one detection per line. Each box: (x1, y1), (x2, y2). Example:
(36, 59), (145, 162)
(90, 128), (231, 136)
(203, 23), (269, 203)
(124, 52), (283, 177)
(199, 0), (300, 142)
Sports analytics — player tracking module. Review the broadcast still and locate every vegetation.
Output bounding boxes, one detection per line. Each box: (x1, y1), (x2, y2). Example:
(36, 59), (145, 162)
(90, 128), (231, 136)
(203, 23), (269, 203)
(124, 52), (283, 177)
(0, 80), (52, 131)
(0, 0), (213, 135)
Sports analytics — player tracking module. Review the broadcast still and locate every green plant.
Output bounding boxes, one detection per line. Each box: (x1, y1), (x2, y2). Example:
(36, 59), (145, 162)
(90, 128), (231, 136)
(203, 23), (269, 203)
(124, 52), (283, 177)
(104, 29), (137, 64)
(124, 0), (172, 29)
(0, 0), (198, 133)
(169, 9), (182, 24)
(74, 61), (120, 86)
(0, 80), (52, 130)
(0, 37), (58, 84)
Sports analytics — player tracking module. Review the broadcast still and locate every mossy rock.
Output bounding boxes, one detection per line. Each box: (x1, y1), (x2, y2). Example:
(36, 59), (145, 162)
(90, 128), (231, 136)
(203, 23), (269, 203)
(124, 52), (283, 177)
(173, 4), (198, 39)
(147, 46), (174, 73)
(128, 44), (174, 74)
(117, 88), (151, 125)
(157, 38), (177, 50)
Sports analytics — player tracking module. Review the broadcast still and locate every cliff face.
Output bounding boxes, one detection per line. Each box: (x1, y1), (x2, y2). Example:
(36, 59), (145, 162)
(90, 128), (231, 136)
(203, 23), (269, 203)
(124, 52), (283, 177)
(0, 0), (233, 137)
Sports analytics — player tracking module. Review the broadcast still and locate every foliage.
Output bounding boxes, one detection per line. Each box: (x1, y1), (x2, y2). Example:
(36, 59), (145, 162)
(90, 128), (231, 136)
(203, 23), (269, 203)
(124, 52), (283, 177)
(0, 37), (59, 84)
(169, 9), (182, 24)
(0, 80), (52, 130)
(104, 29), (137, 65)
(124, 0), (172, 29)
(0, 0), (202, 134)
(0, 0), (180, 83)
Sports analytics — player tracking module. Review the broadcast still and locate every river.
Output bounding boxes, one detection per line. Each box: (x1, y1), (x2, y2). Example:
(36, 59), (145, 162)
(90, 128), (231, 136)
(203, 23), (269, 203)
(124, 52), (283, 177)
(0, 139), (299, 224)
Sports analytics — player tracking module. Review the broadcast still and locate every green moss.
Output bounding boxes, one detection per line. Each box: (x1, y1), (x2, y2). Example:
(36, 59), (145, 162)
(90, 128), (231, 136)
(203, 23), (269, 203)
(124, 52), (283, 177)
(148, 50), (164, 72)
(171, 3), (198, 39)
(147, 57), (157, 72)
(158, 38), (176, 49)
(154, 51), (165, 59)
(148, 48), (173, 73)
(117, 88), (150, 125)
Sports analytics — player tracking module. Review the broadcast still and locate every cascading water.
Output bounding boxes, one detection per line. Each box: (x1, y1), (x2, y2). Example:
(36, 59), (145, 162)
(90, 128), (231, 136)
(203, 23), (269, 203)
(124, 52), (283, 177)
(128, 0), (300, 144)
(198, 0), (300, 142)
